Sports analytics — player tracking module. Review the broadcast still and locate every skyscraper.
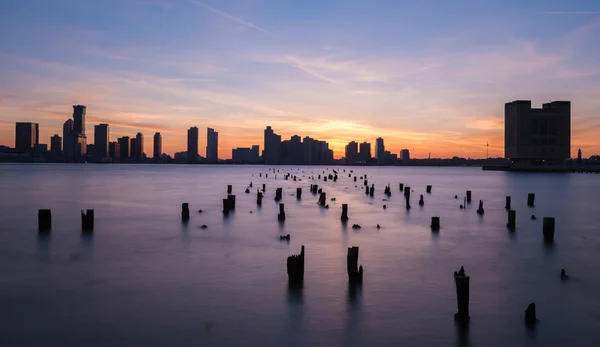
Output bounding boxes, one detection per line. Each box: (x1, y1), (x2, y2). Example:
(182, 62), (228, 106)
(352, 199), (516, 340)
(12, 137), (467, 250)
(73, 105), (86, 135)
(505, 100), (571, 162)
(130, 138), (137, 160)
(263, 126), (282, 164)
(375, 137), (385, 165)
(118, 136), (130, 161)
(50, 134), (62, 155)
(187, 127), (199, 162)
(303, 137), (316, 165)
(62, 119), (74, 159)
(400, 149), (410, 162)
(345, 141), (358, 164)
(135, 132), (144, 160)
(14, 122), (39, 152)
(109, 141), (120, 161)
(206, 127), (219, 161)
(359, 142), (371, 162)
(153, 132), (162, 160)
(94, 124), (109, 158)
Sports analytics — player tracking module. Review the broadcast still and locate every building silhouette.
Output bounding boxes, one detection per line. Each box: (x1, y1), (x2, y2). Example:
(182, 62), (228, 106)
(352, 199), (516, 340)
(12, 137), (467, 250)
(505, 100), (571, 162)
(578, 148), (582, 160)
(187, 127), (199, 162)
(282, 135), (304, 165)
(118, 136), (130, 161)
(263, 126), (282, 164)
(72, 105), (87, 160)
(15, 122), (39, 152)
(62, 119), (74, 159)
(109, 141), (120, 161)
(375, 137), (385, 165)
(400, 149), (410, 162)
(130, 138), (137, 160)
(345, 141), (358, 164)
(153, 132), (162, 160)
(134, 132), (144, 160)
(206, 127), (218, 161)
(94, 124), (109, 159)
(359, 142), (371, 162)
(232, 145), (260, 163)
(50, 134), (62, 156)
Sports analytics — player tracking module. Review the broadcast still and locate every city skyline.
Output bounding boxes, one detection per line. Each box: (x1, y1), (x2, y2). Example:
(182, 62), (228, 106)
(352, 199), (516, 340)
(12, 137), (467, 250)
(1, 1), (600, 158)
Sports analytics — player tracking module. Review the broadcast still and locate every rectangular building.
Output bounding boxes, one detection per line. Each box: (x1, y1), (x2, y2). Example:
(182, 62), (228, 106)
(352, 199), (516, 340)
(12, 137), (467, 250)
(118, 136), (130, 160)
(345, 141), (358, 164)
(206, 127), (219, 161)
(50, 134), (62, 155)
(359, 142), (371, 162)
(505, 100), (571, 162)
(15, 122), (39, 152)
(232, 145), (260, 163)
(375, 137), (385, 165)
(109, 141), (120, 161)
(94, 124), (109, 158)
(73, 105), (86, 135)
(135, 132), (144, 160)
(153, 132), (162, 159)
(187, 127), (199, 162)
(263, 126), (282, 164)
(400, 149), (410, 162)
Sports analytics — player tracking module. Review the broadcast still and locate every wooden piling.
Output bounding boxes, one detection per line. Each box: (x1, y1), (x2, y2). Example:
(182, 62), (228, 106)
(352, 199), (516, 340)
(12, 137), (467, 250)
(477, 200), (484, 215)
(81, 209), (94, 231)
(528, 193), (535, 207)
(505, 196), (511, 210)
(227, 185), (232, 194)
(543, 217), (555, 242)
(181, 203), (190, 220)
(341, 204), (349, 221)
(466, 191), (472, 203)
(347, 246), (363, 284)
(38, 209), (52, 232)
(454, 266), (470, 323)
(227, 194), (236, 210)
(257, 192), (263, 206)
(319, 192), (327, 206)
(262, 183), (266, 192)
(369, 185), (374, 197)
(275, 188), (283, 201)
(222, 199), (230, 215)
(296, 187), (302, 200)
(399, 183), (404, 191)
(431, 216), (440, 230)
(419, 194), (424, 206)
(426, 185), (432, 193)
(278, 203), (286, 221)
(507, 210), (516, 230)
(287, 246), (305, 284)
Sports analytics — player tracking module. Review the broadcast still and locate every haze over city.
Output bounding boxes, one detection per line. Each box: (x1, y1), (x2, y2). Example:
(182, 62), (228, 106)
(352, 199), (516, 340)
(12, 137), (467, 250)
(1, 0), (599, 158)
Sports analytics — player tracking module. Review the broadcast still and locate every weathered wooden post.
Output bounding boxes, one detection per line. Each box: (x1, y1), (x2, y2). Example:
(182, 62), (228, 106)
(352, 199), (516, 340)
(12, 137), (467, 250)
(507, 210), (516, 230)
(431, 216), (440, 230)
(38, 209), (52, 232)
(505, 196), (511, 210)
(347, 246), (363, 284)
(369, 185), (374, 197)
(466, 191), (472, 203)
(364, 179), (368, 186)
(365, 186), (369, 195)
(454, 266), (470, 323)
(324, 176), (328, 182)
(354, 176), (357, 182)
(296, 187), (302, 200)
(227, 185), (232, 194)
(287, 246), (305, 284)
(426, 185), (432, 193)
(528, 193), (535, 207)
(257, 192), (263, 206)
(543, 217), (555, 242)
(275, 188), (283, 201)
(399, 183), (404, 191)
(278, 203), (286, 221)
(81, 209), (94, 231)
(477, 200), (484, 215)
(334, 175), (338, 182)
(181, 203), (190, 220)
(404, 186), (410, 197)
(341, 204), (349, 221)
(227, 194), (236, 210)
(319, 192), (327, 206)
(419, 194), (424, 206)
(265, 173), (268, 178)
(525, 303), (537, 325)
(262, 183), (266, 192)
(222, 199), (230, 215)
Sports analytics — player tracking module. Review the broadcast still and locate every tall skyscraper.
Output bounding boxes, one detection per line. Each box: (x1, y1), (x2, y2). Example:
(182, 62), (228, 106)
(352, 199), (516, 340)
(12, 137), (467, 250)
(400, 149), (410, 162)
(62, 119), (74, 158)
(206, 127), (219, 161)
(135, 132), (144, 160)
(109, 141), (120, 161)
(50, 134), (62, 155)
(130, 138), (137, 160)
(303, 137), (316, 165)
(359, 142), (371, 162)
(505, 100), (571, 162)
(94, 124), (110, 158)
(263, 126), (282, 164)
(118, 136), (130, 161)
(153, 132), (162, 159)
(376, 137), (385, 165)
(187, 127), (199, 162)
(73, 105), (86, 135)
(14, 122), (39, 152)
(345, 141), (359, 164)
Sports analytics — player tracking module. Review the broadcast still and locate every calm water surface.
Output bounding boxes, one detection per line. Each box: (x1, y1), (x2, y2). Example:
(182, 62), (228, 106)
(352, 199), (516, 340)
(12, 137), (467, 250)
(1, 164), (599, 347)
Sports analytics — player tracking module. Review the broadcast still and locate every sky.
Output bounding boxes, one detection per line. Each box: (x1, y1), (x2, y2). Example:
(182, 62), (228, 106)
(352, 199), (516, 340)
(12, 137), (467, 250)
(1, 0), (599, 159)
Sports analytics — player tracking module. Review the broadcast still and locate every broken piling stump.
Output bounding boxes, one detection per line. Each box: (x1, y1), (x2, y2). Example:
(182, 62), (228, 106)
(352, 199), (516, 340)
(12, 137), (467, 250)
(181, 203), (190, 220)
(341, 204), (349, 221)
(543, 217), (555, 242)
(505, 196), (511, 210)
(454, 266), (470, 323)
(507, 210), (516, 230)
(287, 246), (305, 284)
(296, 187), (302, 200)
(278, 203), (286, 221)
(426, 185), (432, 193)
(81, 209), (94, 231)
(528, 193), (535, 207)
(38, 209), (52, 232)
(431, 216), (440, 230)
(347, 246), (364, 284)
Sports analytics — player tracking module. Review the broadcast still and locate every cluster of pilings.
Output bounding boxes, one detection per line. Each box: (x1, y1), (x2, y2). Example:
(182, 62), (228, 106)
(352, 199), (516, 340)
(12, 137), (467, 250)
(384, 184), (391, 197)
(37, 208), (95, 233)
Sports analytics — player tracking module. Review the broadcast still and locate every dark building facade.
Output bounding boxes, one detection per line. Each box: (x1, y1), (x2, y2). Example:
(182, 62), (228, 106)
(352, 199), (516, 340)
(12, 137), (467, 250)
(359, 142), (371, 162)
(187, 127), (199, 162)
(109, 141), (120, 161)
(134, 132), (144, 160)
(376, 137), (385, 165)
(263, 126), (282, 164)
(232, 145), (260, 163)
(50, 134), (62, 156)
(15, 122), (39, 152)
(118, 136), (130, 161)
(94, 124), (109, 158)
(153, 132), (162, 159)
(73, 105), (86, 135)
(206, 127), (218, 161)
(345, 141), (358, 164)
(505, 100), (571, 162)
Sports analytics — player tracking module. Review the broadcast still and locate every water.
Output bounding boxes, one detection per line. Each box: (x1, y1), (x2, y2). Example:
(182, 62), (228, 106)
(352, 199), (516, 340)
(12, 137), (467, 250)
(1, 164), (599, 347)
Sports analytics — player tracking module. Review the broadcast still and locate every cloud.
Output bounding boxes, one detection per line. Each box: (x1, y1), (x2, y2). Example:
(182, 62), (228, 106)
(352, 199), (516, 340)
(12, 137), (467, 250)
(187, 0), (272, 35)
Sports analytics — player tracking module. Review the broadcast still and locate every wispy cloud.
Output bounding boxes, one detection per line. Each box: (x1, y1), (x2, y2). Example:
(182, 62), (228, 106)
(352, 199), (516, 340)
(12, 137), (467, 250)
(187, 0), (272, 35)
